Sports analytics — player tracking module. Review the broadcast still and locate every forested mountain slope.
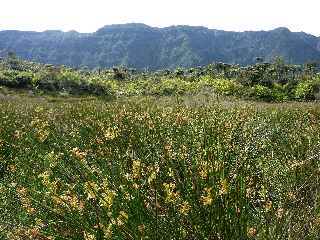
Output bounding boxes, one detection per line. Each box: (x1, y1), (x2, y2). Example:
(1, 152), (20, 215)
(0, 23), (319, 69)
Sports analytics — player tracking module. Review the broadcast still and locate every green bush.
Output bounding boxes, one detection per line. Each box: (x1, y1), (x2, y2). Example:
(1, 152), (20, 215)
(294, 81), (316, 100)
(210, 79), (242, 96)
(15, 71), (34, 88)
(271, 83), (287, 101)
(252, 84), (273, 101)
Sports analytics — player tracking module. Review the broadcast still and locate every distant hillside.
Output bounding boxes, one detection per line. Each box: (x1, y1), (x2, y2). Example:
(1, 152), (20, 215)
(0, 23), (320, 69)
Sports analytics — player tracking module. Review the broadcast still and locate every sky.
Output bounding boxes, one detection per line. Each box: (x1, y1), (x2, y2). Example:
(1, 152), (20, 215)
(1, 0), (319, 36)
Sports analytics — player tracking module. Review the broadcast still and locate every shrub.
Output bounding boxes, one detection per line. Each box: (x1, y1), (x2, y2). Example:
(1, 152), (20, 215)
(271, 83), (287, 102)
(15, 71), (34, 88)
(210, 79), (242, 96)
(252, 84), (273, 101)
(294, 81), (316, 100)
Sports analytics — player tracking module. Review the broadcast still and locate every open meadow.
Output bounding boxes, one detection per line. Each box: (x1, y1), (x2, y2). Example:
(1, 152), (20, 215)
(1, 94), (320, 239)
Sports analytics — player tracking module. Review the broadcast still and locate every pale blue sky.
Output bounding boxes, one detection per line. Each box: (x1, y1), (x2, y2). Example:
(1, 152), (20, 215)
(1, 0), (319, 36)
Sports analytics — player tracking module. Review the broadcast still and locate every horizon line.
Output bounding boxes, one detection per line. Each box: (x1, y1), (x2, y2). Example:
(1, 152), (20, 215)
(0, 23), (318, 37)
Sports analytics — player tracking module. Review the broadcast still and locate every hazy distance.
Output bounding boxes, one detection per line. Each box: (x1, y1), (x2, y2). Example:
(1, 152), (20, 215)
(1, 0), (319, 36)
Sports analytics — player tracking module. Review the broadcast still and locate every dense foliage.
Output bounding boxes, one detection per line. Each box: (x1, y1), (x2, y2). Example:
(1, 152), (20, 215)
(0, 55), (320, 102)
(0, 24), (320, 69)
(1, 95), (320, 239)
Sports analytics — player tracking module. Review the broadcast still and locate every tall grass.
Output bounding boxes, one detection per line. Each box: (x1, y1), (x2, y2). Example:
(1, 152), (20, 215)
(1, 95), (320, 239)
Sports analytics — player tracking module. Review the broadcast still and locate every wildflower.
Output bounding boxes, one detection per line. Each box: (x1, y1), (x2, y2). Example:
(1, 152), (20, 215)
(201, 196), (213, 206)
(84, 181), (98, 200)
(246, 188), (254, 198)
(287, 191), (296, 200)
(163, 182), (180, 203)
(264, 200), (272, 211)
(35, 218), (45, 228)
(124, 192), (134, 201)
(99, 223), (113, 239)
(95, 138), (104, 145)
(116, 211), (128, 226)
(168, 168), (174, 177)
(29, 228), (40, 238)
(8, 164), (16, 173)
(99, 190), (116, 209)
(200, 187), (213, 206)
(198, 162), (209, 179)
(104, 127), (118, 140)
(13, 130), (22, 139)
(71, 147), (87, 160)
(38, 171), (59, 193)
(179, 201), (191, 215)
(35, 106), (44, 113)
(164, 143), (173, 156)
(276, 208), (284, 219)
(83, 231), (96, 240)
(17, 187), (36, 214)
(124, 172), (131, 180)
(148, 171), (157, 184)
(138, 224), (145, 234)
(37, 129), (50, 142)
(247, 227), (257, 238)
(45, 151), (59, 168)
(175, 112), (188, 125)
(132, 160), (141, 179)
(219, 179), (228, 195)
(59, 191), (84, 212)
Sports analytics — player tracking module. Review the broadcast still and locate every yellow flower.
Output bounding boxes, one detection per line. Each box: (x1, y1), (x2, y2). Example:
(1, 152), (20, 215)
(198, 161), (211, 180)
(200, 187), (213, 206)
(247, 227), (257, 238)
(148, 171), (157, 184)
(163, 182), (180, 203)
(35, 218), (45, 228)
(132, 160), (141, 179)
(116, 211), (129, 226)
(83, 231), (96, 240)
(287, 191), (296, 200)
(13, 130), (22, 139)
(219, 179), (228, 195)
(104, 127), (118, 140)
(8, 164), (17, 172)
(201, 195), (213, 206)
(99, 190), (116, 209)
(164, 143), (173, 156)
(276, 208), (284, 219)
(84, 181), (98, 200)
(16, 187), (36, 214)
(99, 223), (113, 239)
(59, 191), (84, 212)
(37, 129), (50, 142)
(45, 151), (59, 168)
(71, 147), (87, 160)
(179, 201), (191, 215)
(138, 224), (145, 234)
(264, 200), (272, 211)
(34, 106), (44, 113)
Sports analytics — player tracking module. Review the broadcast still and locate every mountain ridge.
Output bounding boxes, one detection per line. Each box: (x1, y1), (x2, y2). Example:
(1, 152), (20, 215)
(0, 23), (319, 69)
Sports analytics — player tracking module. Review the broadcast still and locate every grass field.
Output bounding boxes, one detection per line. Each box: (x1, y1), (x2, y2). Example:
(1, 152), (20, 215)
(1, 94), (320, 239)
